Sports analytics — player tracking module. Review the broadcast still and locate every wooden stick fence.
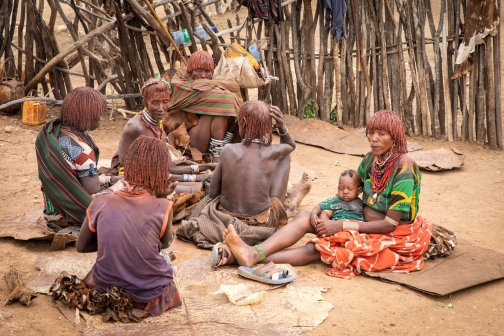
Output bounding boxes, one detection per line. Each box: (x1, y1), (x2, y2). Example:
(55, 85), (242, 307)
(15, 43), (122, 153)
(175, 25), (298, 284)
(0, 0), (501, 148)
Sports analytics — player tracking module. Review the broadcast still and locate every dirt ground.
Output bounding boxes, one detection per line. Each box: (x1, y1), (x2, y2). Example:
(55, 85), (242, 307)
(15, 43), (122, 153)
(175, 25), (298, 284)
(1, 107), (504, 335)
(1, 2), (504, 335)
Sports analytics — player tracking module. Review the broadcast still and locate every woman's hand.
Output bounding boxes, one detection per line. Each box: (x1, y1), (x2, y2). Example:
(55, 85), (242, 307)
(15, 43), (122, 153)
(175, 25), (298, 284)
(315, 219), (343, 237)
(156, 181), (178, 198)
(270, 106), (285, 130)
(310, 213), (319, 229)
(110, 175), (124, 183)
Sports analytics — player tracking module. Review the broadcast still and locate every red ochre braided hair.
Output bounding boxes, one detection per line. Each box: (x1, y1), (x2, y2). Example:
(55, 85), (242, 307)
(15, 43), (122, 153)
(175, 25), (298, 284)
(124, 136), (172, 193)
(366, 110), (408, 154)
(60, 87), (107, 131)
(141, 77), (171, 103)
(238, 100), (273, 146)
(187, 50), (215, 73)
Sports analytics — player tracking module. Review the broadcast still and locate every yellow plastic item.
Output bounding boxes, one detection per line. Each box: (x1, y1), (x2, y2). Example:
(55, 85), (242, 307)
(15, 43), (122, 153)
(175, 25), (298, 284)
(22, 90), (47, 126)
(225, 42), (261, 70)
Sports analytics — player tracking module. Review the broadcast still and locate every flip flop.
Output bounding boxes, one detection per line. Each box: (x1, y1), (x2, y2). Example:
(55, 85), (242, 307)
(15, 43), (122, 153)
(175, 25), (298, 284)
(210, 242), (230, 267)
(237, 262), (296, 285)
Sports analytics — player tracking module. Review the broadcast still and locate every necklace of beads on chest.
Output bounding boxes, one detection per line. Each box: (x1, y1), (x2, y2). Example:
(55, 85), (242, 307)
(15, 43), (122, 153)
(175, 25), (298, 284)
(141, 109), (165, 140)
(371, 151), (401, 198)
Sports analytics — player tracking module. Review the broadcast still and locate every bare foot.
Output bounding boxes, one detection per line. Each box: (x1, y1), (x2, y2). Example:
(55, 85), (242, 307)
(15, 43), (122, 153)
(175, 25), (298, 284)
(285, 198), (298, 218)
(286, 172), (312, 209)
(223, 225), (260, 267)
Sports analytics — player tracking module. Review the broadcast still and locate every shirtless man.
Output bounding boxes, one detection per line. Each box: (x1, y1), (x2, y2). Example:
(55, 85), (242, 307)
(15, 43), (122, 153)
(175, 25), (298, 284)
(117, 78), (215, 191)
(176, 100), (312, 262)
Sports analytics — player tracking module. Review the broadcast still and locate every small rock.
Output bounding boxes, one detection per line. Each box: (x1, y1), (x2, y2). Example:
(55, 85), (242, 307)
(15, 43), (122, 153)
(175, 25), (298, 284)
(334, 160), (339, 166)
(5, 126), (13, 133)
(58, 316), (62, 320)
(30, 138), (36, 144)
(14, 127), (22, 132)
(34, 200), (40, 203)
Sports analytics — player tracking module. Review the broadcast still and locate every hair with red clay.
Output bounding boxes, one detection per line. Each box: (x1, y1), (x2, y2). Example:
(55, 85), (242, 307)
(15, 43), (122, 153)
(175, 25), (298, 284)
(187, 51), (214, 73)
(124, 136), (172, 193)
(60, 87), (106, 131)
(141, 78), (171, 103)
(366, 110), (408, 154)
(237, 100), (272, 146)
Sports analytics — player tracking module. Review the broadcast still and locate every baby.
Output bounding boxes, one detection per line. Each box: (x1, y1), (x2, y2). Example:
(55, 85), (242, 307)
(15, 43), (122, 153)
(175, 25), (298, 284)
(310, 169), (364, 228)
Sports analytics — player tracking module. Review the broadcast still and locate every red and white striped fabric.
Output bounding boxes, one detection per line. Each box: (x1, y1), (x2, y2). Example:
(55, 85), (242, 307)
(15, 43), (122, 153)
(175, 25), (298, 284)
(310, 216), (432, 279)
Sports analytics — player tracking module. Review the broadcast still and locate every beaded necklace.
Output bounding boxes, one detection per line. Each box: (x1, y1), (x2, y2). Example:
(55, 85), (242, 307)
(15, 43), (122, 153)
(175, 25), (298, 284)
(140, 109), (165, 140)
(371, 150), (401, 198)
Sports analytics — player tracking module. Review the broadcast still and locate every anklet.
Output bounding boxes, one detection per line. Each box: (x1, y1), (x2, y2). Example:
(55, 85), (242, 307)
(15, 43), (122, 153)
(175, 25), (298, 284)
(254, 245), (266, 261)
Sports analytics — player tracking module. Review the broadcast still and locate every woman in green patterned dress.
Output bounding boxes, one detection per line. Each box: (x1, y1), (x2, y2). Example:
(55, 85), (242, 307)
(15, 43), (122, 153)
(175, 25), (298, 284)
(216, 110), (435, 278)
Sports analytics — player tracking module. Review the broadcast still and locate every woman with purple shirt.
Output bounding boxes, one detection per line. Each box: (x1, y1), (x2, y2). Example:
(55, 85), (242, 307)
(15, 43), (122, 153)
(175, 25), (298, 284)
(76, 136), (181, 316)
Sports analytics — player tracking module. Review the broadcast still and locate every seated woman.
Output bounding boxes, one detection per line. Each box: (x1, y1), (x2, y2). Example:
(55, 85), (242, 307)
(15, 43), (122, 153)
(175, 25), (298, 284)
(166, 50), (243, 161)
(35, 87), (119, 226)
(218, 110), (437, 279)
(76, 136), (181, 316)
(110, 78), (215, 194)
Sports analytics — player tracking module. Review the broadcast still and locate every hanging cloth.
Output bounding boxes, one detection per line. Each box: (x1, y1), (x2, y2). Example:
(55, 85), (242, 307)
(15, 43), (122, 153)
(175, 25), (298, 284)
(239, 0), (284, 24)
(319, 0), (346, 41)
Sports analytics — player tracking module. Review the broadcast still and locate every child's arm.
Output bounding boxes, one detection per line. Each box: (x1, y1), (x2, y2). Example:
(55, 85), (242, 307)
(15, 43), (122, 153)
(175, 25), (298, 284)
(310, 205), (322, 229)
(319, 209), (334, 220)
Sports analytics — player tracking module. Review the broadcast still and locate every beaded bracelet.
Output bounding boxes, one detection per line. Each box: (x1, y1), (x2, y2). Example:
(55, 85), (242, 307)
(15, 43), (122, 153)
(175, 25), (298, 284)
(254, 245), (266, 261)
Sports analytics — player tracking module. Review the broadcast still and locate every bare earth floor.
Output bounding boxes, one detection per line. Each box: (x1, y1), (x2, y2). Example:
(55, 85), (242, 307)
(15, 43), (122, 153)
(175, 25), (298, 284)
(0, 112), (503, 335)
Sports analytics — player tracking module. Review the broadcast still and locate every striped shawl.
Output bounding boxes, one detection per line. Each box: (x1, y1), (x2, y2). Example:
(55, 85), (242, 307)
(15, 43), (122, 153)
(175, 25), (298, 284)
(35, 118), (99, 224)
(169, 69), (243, 117)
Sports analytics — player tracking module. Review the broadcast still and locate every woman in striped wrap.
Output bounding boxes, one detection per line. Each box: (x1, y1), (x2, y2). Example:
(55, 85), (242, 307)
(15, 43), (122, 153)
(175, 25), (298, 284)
(35, 87), (119, 226)
(165, 51), (243, 161)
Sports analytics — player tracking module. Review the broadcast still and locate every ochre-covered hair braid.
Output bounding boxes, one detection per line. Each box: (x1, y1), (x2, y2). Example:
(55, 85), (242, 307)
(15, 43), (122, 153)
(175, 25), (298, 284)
(141, 77), (171, 103)
(60, 87), (107, 131)
(187, 50), (215, 73)
(237, 100), (272, 146)
(366, 110), (408, 154)
(124, 136), (172, 193)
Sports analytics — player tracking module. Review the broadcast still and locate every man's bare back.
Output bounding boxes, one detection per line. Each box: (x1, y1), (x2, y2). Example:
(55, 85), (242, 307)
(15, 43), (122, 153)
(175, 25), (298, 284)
(209, 104), (296, 214)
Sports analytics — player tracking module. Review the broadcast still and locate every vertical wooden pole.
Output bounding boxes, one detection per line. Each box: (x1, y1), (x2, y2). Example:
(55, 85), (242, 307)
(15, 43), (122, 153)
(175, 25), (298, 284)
(476, 45), (486, 145)
(495, 0), (503, 149)
(441, 4), (453, 141)
(485, 38), (497, 149)
(467, 58), (476, 143)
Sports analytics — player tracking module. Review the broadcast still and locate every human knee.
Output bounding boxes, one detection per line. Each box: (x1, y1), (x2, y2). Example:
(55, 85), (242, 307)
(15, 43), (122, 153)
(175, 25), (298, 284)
(290, 210), (312, 230)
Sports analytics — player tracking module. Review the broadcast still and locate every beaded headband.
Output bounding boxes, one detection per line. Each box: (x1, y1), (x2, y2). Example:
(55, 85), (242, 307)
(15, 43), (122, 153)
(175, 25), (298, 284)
(141, 78), (170, 91)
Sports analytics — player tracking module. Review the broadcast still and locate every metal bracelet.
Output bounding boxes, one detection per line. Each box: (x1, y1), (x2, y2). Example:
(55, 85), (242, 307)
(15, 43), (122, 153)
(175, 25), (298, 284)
(277, 126), (289, 136)
(342, 220), (360, 232)
(384, 216), (399, 227)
